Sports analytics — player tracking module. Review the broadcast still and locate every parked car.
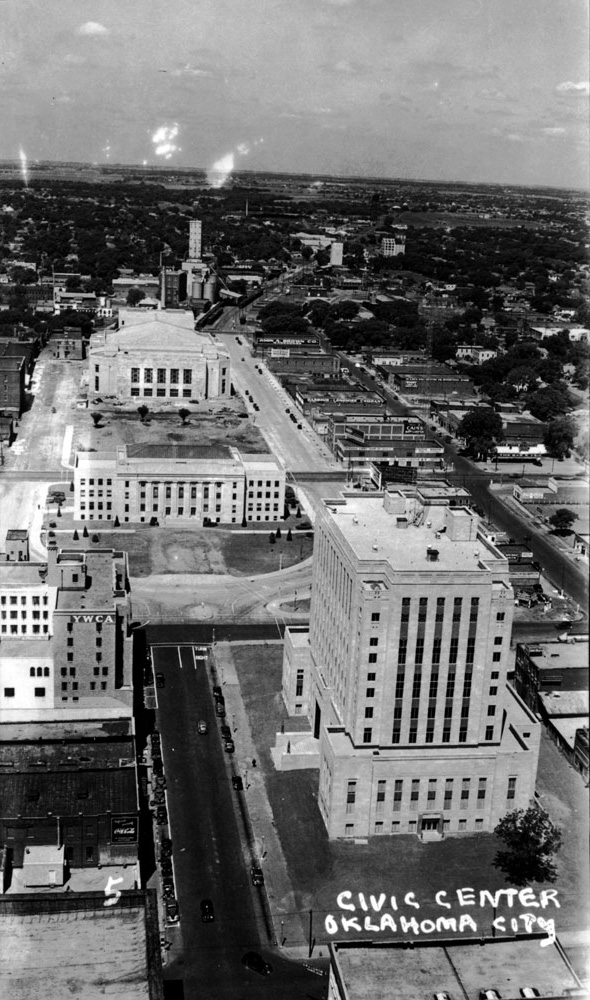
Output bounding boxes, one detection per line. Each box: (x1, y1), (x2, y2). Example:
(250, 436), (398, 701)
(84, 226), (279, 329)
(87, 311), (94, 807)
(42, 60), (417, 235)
(156, 807), (168, 825)
(220, 724), (232, 739)
(163, 884), (176, 900)
(215, 701), (226, 718)
(201, 898), (214, 923)
(156, 673), (165, 689)
(197, 720), (208, 734)
(165, 899), (179, 923)
(152, 758), (163, 775)
(232, 775), (244, 791)
(161, 871), (174, 885)
(241, 951), (272, 976)
(250, 866), (264, 886)
(223, 738), (235, 754)
(213, 686), (222, 698)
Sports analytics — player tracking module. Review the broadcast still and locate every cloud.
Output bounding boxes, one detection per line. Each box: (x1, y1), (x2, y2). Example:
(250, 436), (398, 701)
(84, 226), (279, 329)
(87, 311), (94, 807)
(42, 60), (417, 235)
(540, 126), (566, 135)
(324, 59), (365, 76)
(170, 63), (214, 78)
(77, 22), (109, 37)
(555, 80), (589, 96)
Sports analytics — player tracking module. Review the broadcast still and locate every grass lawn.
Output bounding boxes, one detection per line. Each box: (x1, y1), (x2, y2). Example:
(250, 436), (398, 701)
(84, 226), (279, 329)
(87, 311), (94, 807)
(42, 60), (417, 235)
(49, 522), (314, 577)
(75, 401), (268, 455)
(233, 644), (579, 948)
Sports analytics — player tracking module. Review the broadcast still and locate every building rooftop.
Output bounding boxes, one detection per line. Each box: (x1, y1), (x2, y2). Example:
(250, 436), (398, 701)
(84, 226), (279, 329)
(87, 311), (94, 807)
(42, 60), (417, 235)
(54, 549), (126, 611)
(0, 718), (132, 741)
(522, 640), (589, 672)
(0, 767), (137, 817)
(332, 938), (582, 999)
(0, 891), (162, 1000)
(0, 736), (135, 772)
(0, 563), (48, 586)
(322, 494), (508, 576)
(540, 690), (589, 716)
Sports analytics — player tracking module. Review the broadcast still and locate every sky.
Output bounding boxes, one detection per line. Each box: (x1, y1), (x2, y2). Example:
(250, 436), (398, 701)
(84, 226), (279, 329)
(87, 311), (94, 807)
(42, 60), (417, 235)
(1, 0), (588, 189)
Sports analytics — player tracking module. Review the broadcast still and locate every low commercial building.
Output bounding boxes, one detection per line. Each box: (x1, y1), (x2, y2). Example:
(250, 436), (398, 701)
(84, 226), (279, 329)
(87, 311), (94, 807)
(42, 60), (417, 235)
(88, 308), (230, 404)
(74, 445), (285, 524)
(328, 938), (583, 998)
(49, 327), (85, 361)
(0, 719), (138, 869)
(0, 889), (163, 999)
(456, 344), (498, 365)
(0, 354), (26, 415)
(389, 363), (474, 399)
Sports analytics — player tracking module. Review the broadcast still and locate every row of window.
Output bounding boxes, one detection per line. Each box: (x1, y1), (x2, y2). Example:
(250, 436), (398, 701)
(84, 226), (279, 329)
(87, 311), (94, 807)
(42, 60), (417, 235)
(344, 775), (516, 812)
(131, 368), (193, 384)
(1, 611), (49, 620)
(346, 817), (487, 835)
(1, 624), (49, 635)
(0, 595), (49, 605)
(131, 387), (192, 398)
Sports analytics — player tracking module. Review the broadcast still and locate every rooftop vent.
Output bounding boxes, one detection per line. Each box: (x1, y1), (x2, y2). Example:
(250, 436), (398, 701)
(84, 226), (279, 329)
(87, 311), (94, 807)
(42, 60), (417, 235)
(426, 521), (432, 529)
(372, 544), (379, 551)
(352, 517), (359, 524)
(426, 548), (439, 562)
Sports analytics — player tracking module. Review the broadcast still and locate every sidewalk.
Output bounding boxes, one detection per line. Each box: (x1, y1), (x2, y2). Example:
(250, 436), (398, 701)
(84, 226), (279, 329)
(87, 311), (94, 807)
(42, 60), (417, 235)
(210, 641), (309, 953)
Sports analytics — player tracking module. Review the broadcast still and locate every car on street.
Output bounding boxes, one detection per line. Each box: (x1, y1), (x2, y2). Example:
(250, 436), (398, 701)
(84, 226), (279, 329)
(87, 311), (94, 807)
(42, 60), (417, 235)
(223, 738), (235, 754)
(213, 685), (222, 698)
(160, 837), (172, 857)
(250, 866), (264, 886)
(197, 720), (208, 734)
(215, 701), (226, 718)
(201, 898), (214, 923)
(220, 724), (231, 738)
(241, 951), (272, 977)
(165, 899), (179, 923)
(232, 775), (244, 791)
(163, 884), (176, 900)
(156, 807), (168, 825)
(156, 673), (165, 688)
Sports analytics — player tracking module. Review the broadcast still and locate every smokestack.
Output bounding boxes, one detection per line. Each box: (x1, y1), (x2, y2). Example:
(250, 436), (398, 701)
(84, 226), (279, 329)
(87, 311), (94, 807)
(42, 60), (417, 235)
(160, 264), (166, 309)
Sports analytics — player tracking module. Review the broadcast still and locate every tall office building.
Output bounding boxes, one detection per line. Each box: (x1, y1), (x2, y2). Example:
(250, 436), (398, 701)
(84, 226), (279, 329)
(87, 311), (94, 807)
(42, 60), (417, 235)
(380, 227), (407, 256)
(281, 489), (540, 839)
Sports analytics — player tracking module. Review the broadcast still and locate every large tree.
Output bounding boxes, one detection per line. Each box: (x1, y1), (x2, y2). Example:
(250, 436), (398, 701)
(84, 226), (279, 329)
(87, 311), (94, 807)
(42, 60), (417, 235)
(458, 408), (504, 460)
(543, 415), (577, 459)
(548, 508), (578, 533)
(494, 806), (562, 885)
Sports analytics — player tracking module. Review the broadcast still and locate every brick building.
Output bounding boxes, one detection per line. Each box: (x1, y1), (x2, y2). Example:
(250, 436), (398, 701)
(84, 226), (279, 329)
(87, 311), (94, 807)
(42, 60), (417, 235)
(280, 490), (539, 839)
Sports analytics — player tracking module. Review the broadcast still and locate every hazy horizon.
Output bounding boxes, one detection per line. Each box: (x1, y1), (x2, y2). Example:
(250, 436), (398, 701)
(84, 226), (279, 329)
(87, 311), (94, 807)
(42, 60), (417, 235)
(2, 0), (589, 190)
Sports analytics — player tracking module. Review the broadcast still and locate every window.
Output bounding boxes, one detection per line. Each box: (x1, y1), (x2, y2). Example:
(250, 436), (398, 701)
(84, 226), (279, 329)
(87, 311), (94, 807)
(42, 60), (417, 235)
(460, 778), (470, 808)
(374, 821), (384, 834)
(492, 652), (501, 662)
(496, 612), (505, 622)
(393, 779), (402, 811)
(491, 670), (499, 679)
(427, 778), (436, 802)
(367, 672), (376, 681)
(366, 688), (375, 698)
(410, 780), (419, 809)
(346, 781), (356, 813)
(494, 636), (503, 645)
(368, 653), (377, 664)
(345, 823), (354, 837)
(170, 369), (179, 384)
(131, 368), (140, 383)
(376, 780), (386, 806)
(295, 669), (304, 697)
(144, 368), (153, 383)
(489, 685), (497, 696)
(371, 612), (380, 622)
(487, 705), (496, 716)
(369, 637), (379, 647)
(364, 707), (373, 719)
(507, 776), (516, 800)
(4, 688), (15, 697)
(485, 726), (494, 740)
(363, 728), (372, 743)
(183, 369), (192, 384)
(157, 368), (166, 383)
(477, 777), (487, 807)
(444, 779), (453, 808)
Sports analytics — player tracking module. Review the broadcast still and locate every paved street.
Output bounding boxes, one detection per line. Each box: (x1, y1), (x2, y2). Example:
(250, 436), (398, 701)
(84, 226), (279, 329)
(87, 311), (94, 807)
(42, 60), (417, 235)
(152, 645), (327, 999)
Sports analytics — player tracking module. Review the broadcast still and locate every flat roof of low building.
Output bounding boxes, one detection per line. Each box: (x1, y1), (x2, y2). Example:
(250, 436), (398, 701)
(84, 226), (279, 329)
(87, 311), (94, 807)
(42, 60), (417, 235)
(521, 640), (589, 672)
(0, 563), (48, 586)
(0, 890), (162, 1000)
(540, 690), (589, 716)
(332, 937), (581, 998)
(0, 767), (137, 817)
(126, 443), (232, 461)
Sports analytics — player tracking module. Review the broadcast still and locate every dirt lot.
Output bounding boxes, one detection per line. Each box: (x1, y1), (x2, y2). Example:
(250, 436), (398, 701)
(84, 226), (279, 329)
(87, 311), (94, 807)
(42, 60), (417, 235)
(51, 523), (314, 577)
(75, 398), (268, 455)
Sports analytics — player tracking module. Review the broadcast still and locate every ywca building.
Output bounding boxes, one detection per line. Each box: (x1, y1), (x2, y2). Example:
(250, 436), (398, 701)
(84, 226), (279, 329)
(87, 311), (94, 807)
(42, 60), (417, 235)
(0, 539), (133, 723)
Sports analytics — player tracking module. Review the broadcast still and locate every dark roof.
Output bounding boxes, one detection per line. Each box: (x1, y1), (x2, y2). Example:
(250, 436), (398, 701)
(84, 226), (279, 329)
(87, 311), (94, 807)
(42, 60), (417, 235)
(0, 737), (134, 772)
(127, 443), (232, 461)
(0, 768), (137, 818)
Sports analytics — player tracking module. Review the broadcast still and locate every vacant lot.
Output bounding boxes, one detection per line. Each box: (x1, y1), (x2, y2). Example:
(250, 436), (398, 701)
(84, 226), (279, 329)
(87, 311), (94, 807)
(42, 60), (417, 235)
(232, 644), (586, 949)
(57, 524), (313, 577)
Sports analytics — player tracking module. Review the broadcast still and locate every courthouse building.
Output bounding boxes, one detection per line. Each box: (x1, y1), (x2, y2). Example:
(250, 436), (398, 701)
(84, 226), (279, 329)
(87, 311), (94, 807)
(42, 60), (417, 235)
(281, 490), (540, 839)
(74, 445), (285, 524)
(87, 308), (230, 403)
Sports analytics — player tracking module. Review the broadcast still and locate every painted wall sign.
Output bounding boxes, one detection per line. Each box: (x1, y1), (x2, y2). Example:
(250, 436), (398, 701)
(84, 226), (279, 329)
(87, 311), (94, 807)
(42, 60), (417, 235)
(70, 614), (115, 624)
(111, 815), (138, 844)
(324, 887), (559, 947)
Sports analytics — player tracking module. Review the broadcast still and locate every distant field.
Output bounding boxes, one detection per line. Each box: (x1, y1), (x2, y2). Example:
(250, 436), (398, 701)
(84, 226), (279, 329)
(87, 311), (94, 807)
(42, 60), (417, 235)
(396, 211), (538, 229)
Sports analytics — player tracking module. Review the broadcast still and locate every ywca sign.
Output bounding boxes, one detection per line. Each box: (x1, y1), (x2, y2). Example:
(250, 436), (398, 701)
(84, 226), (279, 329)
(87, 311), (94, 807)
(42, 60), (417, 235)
(70, 613), (115, 624)
(111, 815), (138, 844)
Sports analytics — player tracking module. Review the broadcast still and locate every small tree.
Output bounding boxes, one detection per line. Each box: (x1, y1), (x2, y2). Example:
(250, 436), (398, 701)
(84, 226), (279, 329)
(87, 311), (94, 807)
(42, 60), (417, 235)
(126, 287), (144, 307)
(548, 508), (578, 533)
(275, 527), (281, 539)
(73, 529), (79, 541)
(113, 515), (120, 527)
(82, 525), (89, 538)
(57, 506), (61, 518)
(91, 412), (102, 428)
(91, 533), (100, 543)
(178, 408), (191, 425)
(295, 506), (302, 519)
(458, 409), (504, 461)
(137, 405), (150, 423)
(269, 532), (276, 544)
(494, 806), (562, 885)
(286, 528), (293, 541)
